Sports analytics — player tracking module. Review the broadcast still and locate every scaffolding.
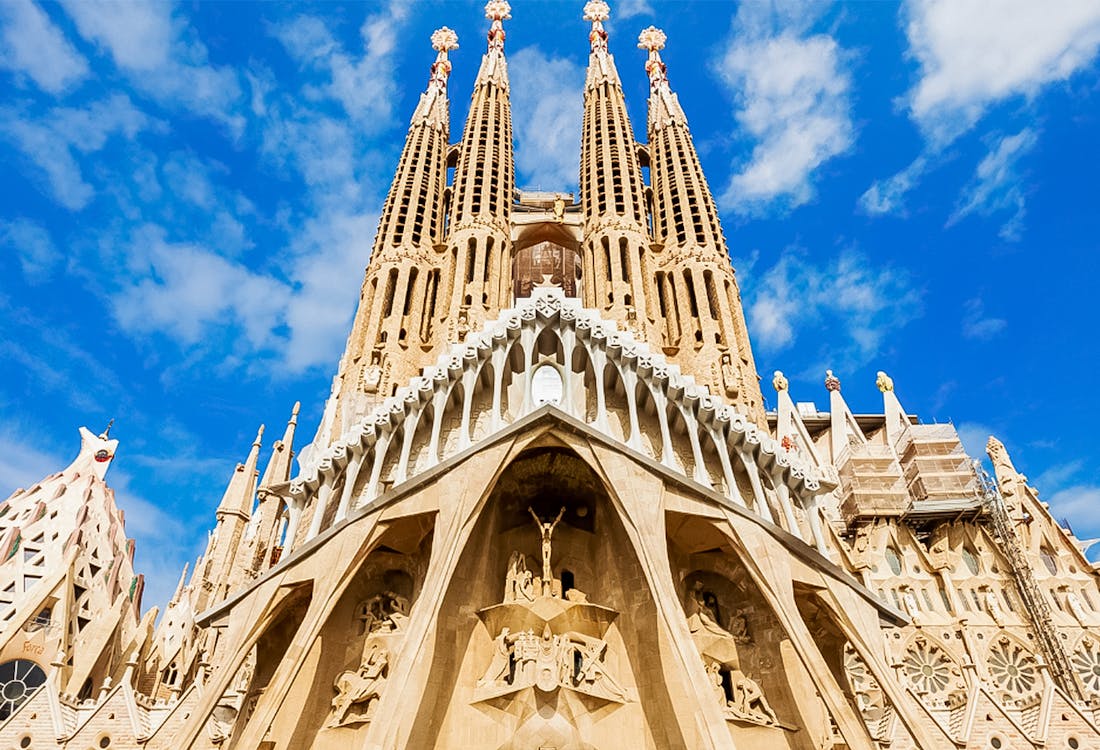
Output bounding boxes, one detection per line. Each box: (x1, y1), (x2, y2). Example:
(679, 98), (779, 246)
(975, 462), (1084, 703)
(836, 442), (909, 523)
(895, 425), (980, 503)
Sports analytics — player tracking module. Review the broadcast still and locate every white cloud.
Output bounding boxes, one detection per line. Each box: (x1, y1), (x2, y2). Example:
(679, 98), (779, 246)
(865, 0), (1100, 219)
(0, 0), (88, 94)
(951, 129), (1038, 240)
(0, 428), (65, 497)
(59, 0), (243, 132)
(859, 155), (929, 216)
(905, 0), (1100, 144)
(716, 6), (853, 212)
(282, 212), (376, 372)
(509, 46), (584, 191)
(616, 0), (654, 19)
(111, 225), (287, 351)
(0, 95), (151, 210)
(271, 3), (406, 126)
(1047, 485), (1100, 527)
(0, 217), (60, 281)
(961, 297), (1007, 340)
(746, 250), (921, 364)
(955, 421), (995, 461)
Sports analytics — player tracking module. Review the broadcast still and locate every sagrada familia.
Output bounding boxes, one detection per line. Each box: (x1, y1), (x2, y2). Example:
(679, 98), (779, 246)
(2, 3), (1097, 748)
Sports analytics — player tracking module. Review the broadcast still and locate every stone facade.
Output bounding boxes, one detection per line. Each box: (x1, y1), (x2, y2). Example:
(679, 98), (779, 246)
(1, 2), (1098, 748)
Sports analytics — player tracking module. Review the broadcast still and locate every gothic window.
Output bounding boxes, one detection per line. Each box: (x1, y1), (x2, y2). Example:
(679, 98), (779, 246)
(1072, 640), (1100, 694)
(901, 638), (955, 694)
(885, 546), (903, 575)
(988, 637), (1039, 696)
(961, 545), (980, 575)
(1040, 546), (1058, 575)
(0, 659), (46, 720)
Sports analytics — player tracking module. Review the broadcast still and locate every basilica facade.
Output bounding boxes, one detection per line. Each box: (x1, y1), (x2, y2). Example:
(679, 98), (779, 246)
(1, 3), (1098, 748)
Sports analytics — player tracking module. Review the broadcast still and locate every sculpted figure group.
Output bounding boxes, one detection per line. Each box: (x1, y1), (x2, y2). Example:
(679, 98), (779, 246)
(477, 625), (628, 701)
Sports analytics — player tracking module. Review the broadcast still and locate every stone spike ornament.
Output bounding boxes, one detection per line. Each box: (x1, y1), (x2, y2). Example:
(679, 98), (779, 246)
(825, 369), (841, 392)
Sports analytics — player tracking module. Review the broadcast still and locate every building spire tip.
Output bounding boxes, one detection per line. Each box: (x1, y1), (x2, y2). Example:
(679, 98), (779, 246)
(824, 369), (841, 392)
(584, 1), (610, 51)
(99, 418), (115, 440)
(637, 25), (666, 52)
(772, 371), (788, 392)
(485, 0), (510, 52)
(431, 27), (459, 53)
(876, 370), (894, 393)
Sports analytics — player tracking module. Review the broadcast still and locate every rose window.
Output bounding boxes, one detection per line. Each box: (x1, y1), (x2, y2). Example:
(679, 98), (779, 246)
(901, 639), (955, 694)
(1072, 642), (1100, 693)
(0, 659), (47, 720)
(988, 638), (1038, 695)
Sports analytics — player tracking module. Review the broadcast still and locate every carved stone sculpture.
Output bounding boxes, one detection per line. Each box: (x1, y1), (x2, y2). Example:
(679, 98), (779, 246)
(328, 643), (389, 727)
(728, 669), (779, 726)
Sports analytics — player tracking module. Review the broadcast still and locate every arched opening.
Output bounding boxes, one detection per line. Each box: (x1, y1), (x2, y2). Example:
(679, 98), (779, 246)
(406, 447), (688, 747)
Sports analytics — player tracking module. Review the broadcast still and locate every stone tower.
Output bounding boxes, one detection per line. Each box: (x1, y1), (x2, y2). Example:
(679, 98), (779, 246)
(4, 3), (1100, 749)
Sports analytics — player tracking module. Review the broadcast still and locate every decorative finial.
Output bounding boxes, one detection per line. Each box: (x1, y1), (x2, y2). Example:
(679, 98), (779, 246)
(824, 370), (841, 392)
(876, 370), (894, 393)
(99, 418), (114, 440)
(637, 26), (666, 52)
(485, 0), (511, 20)
(772, 370), (788, 392)
(426, 27), (458, 91)
(638, 26), (669, 86)
(584, 1), (610, 52)
(485, 0), (510, 52)
(253, 424), (265, 447)
(584, 0), (610, 22)
(431, 26), (459, 53)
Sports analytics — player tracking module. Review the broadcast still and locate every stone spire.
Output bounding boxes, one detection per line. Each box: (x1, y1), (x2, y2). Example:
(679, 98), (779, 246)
(259, 401), (300, 490)
(215, 425), (263, 521)
(444, 1), (516, 339)
(198, 426), (264, 610)
(638, 27), (764, 424)
(579, 1), (652, 334)
(318, 29), (459, 445)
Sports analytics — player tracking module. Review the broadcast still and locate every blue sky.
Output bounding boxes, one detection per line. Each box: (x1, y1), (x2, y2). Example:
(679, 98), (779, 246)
(1, 0), (1099, 613)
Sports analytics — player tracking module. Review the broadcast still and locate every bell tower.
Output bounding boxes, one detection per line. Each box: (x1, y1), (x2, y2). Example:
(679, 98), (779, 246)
(638, 27), (765, 423)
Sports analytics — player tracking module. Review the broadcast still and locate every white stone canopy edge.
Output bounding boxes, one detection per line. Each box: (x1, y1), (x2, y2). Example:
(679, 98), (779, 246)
(282, 288), (833, 553)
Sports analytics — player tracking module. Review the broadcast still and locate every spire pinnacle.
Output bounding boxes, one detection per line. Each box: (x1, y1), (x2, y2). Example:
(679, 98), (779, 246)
(772, 370), (789, 392)
(485, 1), (511, 52)
(824, 369), (841, 392)
(876, 370), (894, 393)
(428, 27), (458, 90)
(584, 1), (610, 52)
(99, 418), (114, 440)
(638, 25), (668, 85)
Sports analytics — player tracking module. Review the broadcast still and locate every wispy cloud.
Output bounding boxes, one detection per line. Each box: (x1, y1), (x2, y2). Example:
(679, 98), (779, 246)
(746, 249), (922, 367)
(951, 128), (1038, 240)
(0, 0), (88, 95)
(59, 0), (244, 133)
(110, 224), (287, 353)
(961, 297), (1007, 340)
(616, 0), (654, 20)
(716, 3), (854, 213)
(955, 421), (996, 461)
(509, 46), (584, 191)
(0, 94), (152, 210)
(864, 0), (1100, 223)
(270, 2), (407, 127)
(904, 0), (1100, 145)
(0, 217), (60, 281)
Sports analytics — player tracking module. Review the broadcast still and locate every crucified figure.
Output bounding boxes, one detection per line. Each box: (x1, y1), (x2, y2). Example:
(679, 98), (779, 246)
(528, 506), (566, 596)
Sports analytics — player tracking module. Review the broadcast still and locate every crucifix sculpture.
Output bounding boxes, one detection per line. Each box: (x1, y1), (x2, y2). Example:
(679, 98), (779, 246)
(528, 506), (566, 596)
